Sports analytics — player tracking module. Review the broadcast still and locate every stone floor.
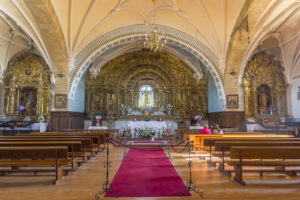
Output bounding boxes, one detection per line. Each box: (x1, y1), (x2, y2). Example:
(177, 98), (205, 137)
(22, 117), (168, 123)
(0, 145), (300, 200)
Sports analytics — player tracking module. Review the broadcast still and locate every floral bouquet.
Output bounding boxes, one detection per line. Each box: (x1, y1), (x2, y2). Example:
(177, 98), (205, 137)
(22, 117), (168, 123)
(139, 127), (155, 138)
(38, 114), (45, 123)
(0, 114), (9, 123)
(95, 115), (102, 126)
(17, 105), (26, 111)
(194, 115), (202, 121)
(95, 115), (102, 121)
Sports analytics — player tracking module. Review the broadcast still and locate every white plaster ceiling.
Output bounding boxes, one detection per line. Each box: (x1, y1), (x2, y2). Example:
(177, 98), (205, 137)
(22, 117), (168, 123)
(50, 0), (244, 60)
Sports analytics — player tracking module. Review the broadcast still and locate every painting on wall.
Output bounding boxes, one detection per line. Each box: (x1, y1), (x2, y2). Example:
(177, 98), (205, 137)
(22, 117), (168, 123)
(55, 94), (66, 108)
(227, 95), (238, 108)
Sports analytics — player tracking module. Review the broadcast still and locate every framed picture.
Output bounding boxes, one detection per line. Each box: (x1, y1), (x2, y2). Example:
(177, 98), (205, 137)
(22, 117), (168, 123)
(55, 94), (66, 108)
(227, 94), (238, 108)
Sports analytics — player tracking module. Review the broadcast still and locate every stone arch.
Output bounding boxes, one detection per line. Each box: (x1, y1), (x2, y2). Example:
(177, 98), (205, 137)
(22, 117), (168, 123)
(69, 25), (226, 111)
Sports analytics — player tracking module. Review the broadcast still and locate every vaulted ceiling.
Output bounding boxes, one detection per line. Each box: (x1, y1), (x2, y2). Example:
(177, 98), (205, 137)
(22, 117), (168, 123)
(0, 0), (300, 88)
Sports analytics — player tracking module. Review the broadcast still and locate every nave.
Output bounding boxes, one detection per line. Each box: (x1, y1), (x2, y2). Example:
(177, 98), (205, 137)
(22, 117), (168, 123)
(1, 144), (300, 200)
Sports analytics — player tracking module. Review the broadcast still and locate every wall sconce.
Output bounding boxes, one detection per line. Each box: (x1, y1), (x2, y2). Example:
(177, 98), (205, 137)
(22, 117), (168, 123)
(230, 71), (237, 76)
(57, 74), (64, 78)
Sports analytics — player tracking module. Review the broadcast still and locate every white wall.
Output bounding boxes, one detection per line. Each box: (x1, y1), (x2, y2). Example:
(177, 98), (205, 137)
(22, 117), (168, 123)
(68, 76), (85, 113)
(291, 78), (300, 121)
(207, 72), (225, 112)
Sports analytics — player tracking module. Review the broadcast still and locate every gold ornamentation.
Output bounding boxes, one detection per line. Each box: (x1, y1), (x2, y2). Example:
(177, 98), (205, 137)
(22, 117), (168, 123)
(86, 51), (207, 120)
(3, 51), (51, 121)
(243, 53), (287, 119)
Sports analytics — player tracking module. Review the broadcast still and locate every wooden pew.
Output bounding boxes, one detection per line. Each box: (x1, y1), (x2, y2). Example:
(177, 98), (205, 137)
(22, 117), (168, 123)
(203, 137), (299, 164)
(0, 136), (92, 162)
(190, 133), (292, 150)
(26, 132), (108, 151)
(0, 141), (82, 170)
(215, 141), (300, 172)
(228, 146), (300, 185)
(0, 146), (70, 184)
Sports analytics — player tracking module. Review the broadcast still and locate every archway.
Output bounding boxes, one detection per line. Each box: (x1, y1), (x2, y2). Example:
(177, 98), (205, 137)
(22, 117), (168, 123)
(69, 25), (226, 113)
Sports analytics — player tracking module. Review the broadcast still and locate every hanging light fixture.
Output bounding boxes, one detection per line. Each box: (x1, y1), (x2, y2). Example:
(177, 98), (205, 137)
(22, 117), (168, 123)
(143, 0), (166, 52)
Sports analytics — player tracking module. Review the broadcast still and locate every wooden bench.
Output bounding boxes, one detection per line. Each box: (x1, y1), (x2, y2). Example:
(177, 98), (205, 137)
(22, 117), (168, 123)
(0, 141), (82, 170)
(0, 136), (92, 162)
(24, 132), (108, 152)
(203, 137), (299, 164)
(0, 146), (70, 184)
(228, 146), (300, 185)
(190, 133), (292, 150)
(215, 141), (300, 172)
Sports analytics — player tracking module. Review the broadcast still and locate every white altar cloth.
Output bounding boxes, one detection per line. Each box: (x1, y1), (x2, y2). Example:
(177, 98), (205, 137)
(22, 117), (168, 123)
(128, 121), (168, 129)
(88, 126), (108, 130)
(115, 120), (178, 130)
(189, 126), (204, 129)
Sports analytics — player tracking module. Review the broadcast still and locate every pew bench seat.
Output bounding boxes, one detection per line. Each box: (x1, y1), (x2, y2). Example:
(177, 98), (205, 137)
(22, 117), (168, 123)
(228, 146), (300, 186)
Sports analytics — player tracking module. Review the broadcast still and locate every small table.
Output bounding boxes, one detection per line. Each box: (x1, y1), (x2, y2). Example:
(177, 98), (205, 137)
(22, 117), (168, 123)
(88, 126), (108, 130)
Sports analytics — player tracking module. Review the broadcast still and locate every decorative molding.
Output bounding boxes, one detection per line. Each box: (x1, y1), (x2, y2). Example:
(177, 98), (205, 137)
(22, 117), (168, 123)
(69, 25), (225, 111)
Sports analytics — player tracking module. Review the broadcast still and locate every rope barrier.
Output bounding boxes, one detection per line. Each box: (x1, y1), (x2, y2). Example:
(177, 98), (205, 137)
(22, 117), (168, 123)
(166, 130), (189, 153)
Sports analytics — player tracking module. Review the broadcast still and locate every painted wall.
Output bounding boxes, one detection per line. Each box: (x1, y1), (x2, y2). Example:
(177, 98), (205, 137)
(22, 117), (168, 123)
(291, 78), (300, 121)
(68, 76), (85, 113)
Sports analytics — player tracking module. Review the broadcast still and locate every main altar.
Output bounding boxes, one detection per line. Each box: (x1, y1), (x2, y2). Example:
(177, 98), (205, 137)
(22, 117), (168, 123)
(85, 51), (208, 128)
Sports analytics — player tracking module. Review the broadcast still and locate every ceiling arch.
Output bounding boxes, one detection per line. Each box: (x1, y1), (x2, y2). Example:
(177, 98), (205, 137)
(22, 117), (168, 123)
(68, 25), (226, 111)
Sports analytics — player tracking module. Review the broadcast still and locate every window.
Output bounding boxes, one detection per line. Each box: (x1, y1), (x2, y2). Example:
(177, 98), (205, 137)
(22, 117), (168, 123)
(298, 87), (300, 100)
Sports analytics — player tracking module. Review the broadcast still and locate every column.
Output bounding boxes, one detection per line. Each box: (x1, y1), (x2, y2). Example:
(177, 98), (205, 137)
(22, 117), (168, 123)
(0, 82), (3, 115)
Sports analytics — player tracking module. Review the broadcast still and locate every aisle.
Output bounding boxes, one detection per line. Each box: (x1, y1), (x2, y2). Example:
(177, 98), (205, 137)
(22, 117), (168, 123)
(105, 147), (190, 197)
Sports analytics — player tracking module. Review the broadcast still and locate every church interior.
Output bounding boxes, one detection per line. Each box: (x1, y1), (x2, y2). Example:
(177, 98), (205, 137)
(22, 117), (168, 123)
(1, 0), (300, 199)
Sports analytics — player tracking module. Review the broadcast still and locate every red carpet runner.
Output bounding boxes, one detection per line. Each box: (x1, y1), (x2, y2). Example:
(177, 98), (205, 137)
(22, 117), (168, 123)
(105, 147), (191, 197)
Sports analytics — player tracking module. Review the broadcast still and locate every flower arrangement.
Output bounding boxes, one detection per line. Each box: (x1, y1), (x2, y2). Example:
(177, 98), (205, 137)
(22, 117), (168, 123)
(0, 114), (9, 123)
(95, 115), (102, 126)
(162, 128), (174, 137)
(38, 114), (45, 123)
(17, 105), (26, 111)
(95, 115), (102, 121)
(138, 127), (156, 138)
(247, 117), (256, 124)
(194, 115), (202, 121)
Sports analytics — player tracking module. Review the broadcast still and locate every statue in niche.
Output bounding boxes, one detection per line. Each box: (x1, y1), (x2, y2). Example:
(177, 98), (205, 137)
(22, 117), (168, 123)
(257, 85), (271, 114)
(138, 85), (154, 109)
(20, 87), (37, 116)
(107, 93), (115, 110)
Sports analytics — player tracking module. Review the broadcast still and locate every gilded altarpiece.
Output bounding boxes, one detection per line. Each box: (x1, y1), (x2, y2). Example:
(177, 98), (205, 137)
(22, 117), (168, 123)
(85, 51), (207, 120)
(243, 53), (287, 118)
(3, 52), (51, 121)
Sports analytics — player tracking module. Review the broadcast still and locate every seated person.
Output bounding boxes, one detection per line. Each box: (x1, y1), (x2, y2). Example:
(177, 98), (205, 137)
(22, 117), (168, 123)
(200, 124), (211, 134)
(212, 123), (223, 134)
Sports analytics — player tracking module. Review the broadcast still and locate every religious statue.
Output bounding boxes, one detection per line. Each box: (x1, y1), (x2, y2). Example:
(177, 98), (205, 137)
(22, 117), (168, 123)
(138, 86), (154, 109)
(127, 106), (132, 115)
(258, 86), (270, 114)
(167, 104), (173, 115)
(120, 104), (126, 115)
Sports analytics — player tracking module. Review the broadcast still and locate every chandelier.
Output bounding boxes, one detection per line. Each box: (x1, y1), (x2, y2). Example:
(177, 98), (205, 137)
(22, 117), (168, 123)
(143, 0), (166, 52)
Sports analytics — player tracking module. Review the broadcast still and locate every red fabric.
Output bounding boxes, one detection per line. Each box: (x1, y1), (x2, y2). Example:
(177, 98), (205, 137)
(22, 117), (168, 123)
(200, 128), (211, 134)
(105, 147), (191, 197)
